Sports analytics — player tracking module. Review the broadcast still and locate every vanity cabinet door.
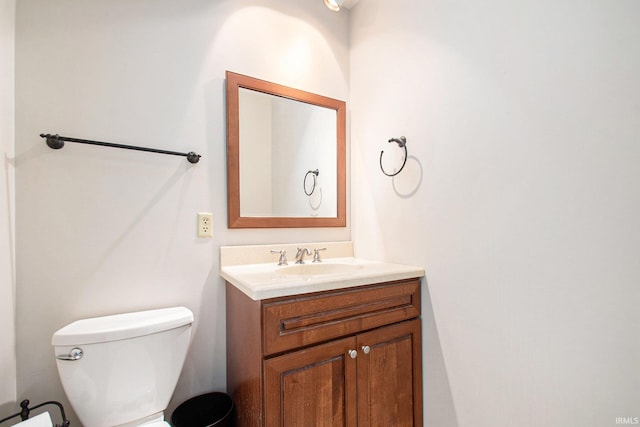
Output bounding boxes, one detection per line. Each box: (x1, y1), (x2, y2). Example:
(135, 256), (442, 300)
(356, 319), (423, 427)
(264, 336), (358, 427)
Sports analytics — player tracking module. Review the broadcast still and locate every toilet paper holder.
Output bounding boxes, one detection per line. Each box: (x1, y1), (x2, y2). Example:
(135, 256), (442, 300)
(0, 399), (70, 426)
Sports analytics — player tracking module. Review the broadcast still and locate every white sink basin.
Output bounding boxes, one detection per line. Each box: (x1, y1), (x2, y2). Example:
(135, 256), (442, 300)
(220, 256), (424, 300)
(277, 262), (363, 277)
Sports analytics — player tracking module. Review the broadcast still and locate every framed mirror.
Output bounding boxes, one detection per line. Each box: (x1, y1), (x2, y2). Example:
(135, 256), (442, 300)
(226, 71), (346, 228)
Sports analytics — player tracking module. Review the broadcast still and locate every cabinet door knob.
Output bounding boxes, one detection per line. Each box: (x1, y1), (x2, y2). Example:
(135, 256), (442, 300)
(361, 345), (371, 355)
(348, 349), (358, 359)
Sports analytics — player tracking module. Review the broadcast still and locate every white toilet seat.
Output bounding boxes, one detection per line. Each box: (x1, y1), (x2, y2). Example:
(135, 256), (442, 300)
(139, 421), (170, 427)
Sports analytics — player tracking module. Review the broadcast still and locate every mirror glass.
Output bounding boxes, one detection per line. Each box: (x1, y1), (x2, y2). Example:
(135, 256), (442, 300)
(226, 71), (346, 228)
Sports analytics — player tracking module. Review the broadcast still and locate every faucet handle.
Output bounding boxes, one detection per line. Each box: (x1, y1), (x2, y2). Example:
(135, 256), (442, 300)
(312, 247), (327, 263)
(270, 249), (288, 266)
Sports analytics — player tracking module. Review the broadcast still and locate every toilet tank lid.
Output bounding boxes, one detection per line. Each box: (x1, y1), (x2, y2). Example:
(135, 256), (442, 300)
(52, 307), (194, 346)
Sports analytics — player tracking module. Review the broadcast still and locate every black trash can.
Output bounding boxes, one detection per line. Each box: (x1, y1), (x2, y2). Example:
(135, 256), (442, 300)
(171, 392), (234, 427)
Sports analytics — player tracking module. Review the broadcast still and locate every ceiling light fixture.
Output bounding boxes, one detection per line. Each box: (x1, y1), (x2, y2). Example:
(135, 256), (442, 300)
(324, 0), (344, 12)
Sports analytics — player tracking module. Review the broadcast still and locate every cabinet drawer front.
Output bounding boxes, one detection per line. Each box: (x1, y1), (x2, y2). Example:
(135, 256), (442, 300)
(262, 279), (420, 355)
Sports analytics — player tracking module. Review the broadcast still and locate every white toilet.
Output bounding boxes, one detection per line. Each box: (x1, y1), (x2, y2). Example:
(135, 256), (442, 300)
(51, 307), (194, 427)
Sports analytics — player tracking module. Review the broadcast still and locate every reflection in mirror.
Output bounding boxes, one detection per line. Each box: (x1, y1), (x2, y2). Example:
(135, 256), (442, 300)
(238, 88), (337, 217)
(226, 71), (346, 228)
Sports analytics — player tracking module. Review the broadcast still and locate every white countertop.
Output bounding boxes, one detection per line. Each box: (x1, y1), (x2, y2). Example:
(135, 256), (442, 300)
(221, 256), (425, 300)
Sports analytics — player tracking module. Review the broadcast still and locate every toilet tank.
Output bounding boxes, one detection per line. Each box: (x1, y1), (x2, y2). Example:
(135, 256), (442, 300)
(52, 307), (194, 427)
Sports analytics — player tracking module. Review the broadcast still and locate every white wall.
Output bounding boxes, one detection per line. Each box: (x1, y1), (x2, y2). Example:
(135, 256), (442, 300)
(0, 0), (16, 409)
(350, 0), (640, 426)
(14, 0), (348, 424)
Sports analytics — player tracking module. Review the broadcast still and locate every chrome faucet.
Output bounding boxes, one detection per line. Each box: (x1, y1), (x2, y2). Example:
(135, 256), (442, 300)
(295, 247), (312, 264)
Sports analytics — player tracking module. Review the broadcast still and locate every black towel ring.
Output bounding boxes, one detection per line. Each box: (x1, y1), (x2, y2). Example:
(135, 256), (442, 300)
(304, 169), (319, 195)
(380, 136), (407, 177)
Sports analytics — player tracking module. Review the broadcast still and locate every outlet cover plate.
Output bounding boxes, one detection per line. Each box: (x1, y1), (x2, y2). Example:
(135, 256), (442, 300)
(198, 212), (213, 238)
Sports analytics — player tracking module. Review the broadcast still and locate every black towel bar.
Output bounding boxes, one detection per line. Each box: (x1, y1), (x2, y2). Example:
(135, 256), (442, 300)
(40, 133), (201, 164)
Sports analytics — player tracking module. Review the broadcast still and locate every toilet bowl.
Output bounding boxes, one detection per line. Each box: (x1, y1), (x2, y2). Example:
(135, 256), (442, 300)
(52, 307), (194, 427)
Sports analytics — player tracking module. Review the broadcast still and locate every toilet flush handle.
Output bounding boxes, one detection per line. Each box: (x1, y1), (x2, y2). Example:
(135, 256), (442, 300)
(56, 347), (83, 361)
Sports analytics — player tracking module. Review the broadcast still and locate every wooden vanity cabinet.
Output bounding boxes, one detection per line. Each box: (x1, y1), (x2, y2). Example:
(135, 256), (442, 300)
(226, 278), (423, 427)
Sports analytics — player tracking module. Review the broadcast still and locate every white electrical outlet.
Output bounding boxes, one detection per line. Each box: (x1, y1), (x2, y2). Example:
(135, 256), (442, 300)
(197, 212), (213, 238)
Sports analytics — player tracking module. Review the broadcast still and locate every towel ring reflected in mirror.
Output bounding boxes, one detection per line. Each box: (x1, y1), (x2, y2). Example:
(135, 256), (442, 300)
(380, 136), (407, 177)
(304, 169), (319, 196)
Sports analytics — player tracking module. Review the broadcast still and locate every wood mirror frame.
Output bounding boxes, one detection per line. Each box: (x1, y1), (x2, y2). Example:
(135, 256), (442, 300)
(226, 71), (346, 228)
